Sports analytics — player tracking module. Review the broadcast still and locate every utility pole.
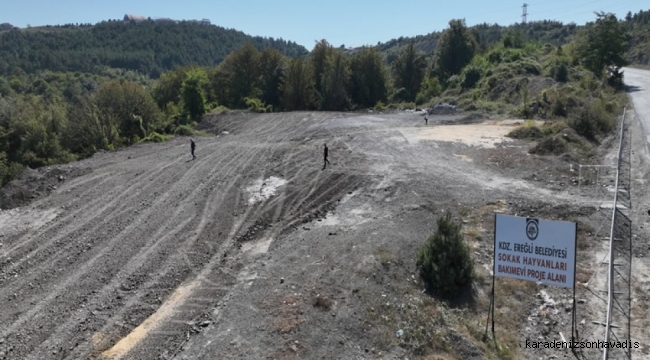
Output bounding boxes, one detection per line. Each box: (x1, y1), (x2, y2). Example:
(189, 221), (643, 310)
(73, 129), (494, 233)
(521, 3), (528, 24)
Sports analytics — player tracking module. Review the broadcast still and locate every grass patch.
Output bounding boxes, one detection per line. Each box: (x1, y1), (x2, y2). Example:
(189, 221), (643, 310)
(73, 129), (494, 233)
(173, 124), (195, 136)
(139, 132), (172, 143)
(273, 295), (305, 334)
(374, 248), (394, 266)
(462, 227), (483, 241)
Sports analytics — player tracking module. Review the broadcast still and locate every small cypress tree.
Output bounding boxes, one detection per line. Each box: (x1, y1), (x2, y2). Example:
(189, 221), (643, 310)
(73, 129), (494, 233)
(417, 212), (474, 300)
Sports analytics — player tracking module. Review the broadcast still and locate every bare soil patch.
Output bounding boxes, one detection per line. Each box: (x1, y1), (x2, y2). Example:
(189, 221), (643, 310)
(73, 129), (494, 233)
(0, 110), (644, 359)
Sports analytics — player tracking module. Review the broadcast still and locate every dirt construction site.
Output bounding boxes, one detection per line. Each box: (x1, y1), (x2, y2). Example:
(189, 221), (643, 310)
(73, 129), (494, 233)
(1, 69), (650, 360)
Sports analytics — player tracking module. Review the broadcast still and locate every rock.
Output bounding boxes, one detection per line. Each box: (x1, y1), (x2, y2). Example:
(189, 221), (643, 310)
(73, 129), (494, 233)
(577, 299), (586, 304)
(280, 277), (284, 284)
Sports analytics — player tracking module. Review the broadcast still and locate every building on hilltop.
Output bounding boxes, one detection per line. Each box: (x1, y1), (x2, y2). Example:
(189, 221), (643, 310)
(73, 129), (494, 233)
(123, 14), (147, 23)
(188, 19), (211, 25)
(154, 17), (175, 23)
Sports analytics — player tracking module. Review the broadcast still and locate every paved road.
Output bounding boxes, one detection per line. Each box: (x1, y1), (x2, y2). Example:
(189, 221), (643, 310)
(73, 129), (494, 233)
(624, 67), (650, 145)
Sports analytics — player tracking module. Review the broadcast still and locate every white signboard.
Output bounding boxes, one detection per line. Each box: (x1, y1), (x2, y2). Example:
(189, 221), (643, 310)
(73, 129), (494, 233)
(494, 214), (576, 289)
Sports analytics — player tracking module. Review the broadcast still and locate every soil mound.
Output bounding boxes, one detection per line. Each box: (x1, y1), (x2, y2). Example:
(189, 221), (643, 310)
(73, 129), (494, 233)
(0, 165), (90, 209)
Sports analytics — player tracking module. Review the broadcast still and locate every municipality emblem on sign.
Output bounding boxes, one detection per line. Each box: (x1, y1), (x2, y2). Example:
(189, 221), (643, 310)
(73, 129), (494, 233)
(526, 218), (539, 241)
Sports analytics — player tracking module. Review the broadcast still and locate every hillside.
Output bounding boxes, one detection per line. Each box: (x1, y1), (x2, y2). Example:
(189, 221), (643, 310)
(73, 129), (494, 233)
(624, 9), (650, 64)
(377, 14), (650, 66)
(376, 20), (579, 63)
(0, 20), (308, 78)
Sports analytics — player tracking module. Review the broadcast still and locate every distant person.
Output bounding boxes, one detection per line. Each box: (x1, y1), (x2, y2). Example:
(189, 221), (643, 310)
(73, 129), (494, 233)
(323, 143), (330, 170)
(424, 113), (428, 126)
(190, 139), (196, 160)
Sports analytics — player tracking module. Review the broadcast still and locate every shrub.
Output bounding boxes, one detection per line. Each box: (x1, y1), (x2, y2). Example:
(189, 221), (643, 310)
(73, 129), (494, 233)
(140, 132), (170, 143)
(554, 62), (569, 82)
(244, 97), (272, 113)
(507, 125), (544, 139)
(416, 212), (474, 300)
(173, 125), (195, 136)
(374, 101), (386, 111)
(568, 110), (596, 140)
(461, 66), (482, 89)
(552, 97), (567, 117)
(529, 135), (568, 155)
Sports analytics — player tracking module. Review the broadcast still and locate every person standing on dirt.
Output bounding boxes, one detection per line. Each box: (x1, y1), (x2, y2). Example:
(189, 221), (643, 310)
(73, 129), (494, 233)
(424, 113), (428, 126)
(323, 143), (330, 170)
(190, 139), (196, 160)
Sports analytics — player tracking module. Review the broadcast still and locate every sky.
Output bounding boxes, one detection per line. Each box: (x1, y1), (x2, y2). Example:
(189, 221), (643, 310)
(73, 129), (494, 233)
(3, 0), (649, 50)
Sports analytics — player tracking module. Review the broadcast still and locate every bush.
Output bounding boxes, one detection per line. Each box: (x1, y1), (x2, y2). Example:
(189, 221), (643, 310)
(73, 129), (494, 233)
(244, 97), (272, 113)
(173, 125), (195, 136)
(140, 132), (170, 143)
(554, 62), (569, 82)
(529, 135), (568, 155)
(507, 125), (544, 139)
(568, 100), (613, 140)
(461, 66), (482, 89)
(416, 212), (474, 300)
(552, 97), (567, 117)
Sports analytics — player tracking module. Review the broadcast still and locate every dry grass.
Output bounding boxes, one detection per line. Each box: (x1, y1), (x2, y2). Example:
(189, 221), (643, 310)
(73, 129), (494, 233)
(273, 295), (305, 334)
(462, 227), (483, 241)
(374, 248), (393, 266)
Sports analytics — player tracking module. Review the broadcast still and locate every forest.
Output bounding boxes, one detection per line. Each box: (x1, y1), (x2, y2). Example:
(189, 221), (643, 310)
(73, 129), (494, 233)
(0, 20), (308, 78)
(0, 10), (648, 186)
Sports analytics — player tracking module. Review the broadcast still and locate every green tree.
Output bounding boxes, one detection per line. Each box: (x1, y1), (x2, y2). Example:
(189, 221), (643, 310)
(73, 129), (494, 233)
(502, 28), (525, 49)
(392, 42), (427, 102)
(181, 68), (209, 122)
(152, 65), (197, 109)
(258, 48), (285, 111)
(319, 50), (351, 111)
(280, 57), (314, 111)
(433, 19), (478, 80)
(93, 80), (160, 144)
(64, 97), (120, 155)
(417, 212), (474, 300)
(310, 39), (333, 106)
(212, 42), (261, 108)
(576, 12), (627, 85)
(349, 47), (389, 108)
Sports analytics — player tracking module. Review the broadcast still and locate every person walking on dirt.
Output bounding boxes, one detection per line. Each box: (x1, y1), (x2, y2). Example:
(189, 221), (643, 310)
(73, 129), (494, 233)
(322, 143), (330, 170)
(190, 139), (196, 160)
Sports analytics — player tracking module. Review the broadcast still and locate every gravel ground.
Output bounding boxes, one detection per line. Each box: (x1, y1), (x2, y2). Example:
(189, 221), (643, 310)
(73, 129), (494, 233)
(0, 93), (649, 359)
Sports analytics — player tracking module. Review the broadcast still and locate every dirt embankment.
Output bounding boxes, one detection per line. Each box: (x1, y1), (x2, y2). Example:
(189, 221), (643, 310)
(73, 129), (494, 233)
(0, 109), (647, 359)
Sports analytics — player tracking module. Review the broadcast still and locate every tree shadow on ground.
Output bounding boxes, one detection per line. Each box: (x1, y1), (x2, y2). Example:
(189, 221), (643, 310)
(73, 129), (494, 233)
(625, 85), (643, 93)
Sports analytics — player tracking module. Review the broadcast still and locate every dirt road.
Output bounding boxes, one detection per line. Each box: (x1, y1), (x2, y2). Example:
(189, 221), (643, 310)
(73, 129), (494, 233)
(0, 109), (627, 359)
(624, 67), (650, 146)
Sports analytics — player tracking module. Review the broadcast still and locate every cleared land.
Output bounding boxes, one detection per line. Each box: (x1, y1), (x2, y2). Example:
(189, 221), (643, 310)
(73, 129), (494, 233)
(0, 100), (649, 358)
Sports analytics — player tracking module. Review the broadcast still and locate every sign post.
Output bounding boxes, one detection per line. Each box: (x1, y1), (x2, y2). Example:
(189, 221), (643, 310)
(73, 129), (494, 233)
(486, 214), (577, 341)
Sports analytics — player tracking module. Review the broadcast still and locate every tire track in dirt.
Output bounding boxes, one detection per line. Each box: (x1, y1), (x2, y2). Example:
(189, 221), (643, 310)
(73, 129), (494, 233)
(92, 130), (291, 359)
(0, 154), (189, 273)
(0, 141), (254, 358)
(99, 115), (373, 359)
(0, 112), (394, 360)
